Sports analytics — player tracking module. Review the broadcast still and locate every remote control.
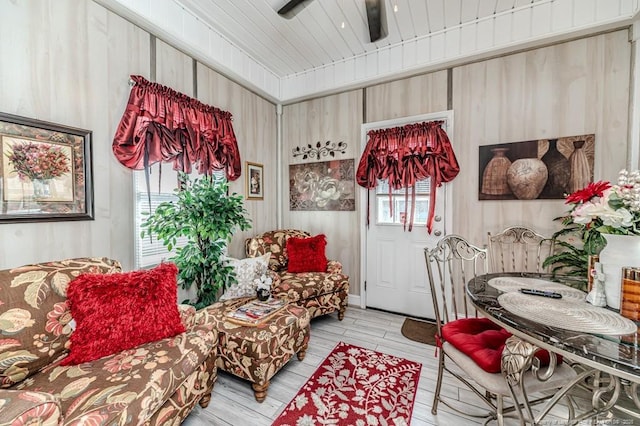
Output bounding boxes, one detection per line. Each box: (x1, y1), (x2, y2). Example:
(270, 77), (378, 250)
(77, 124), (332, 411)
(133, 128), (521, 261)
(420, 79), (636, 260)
(519, 288), (562, 299)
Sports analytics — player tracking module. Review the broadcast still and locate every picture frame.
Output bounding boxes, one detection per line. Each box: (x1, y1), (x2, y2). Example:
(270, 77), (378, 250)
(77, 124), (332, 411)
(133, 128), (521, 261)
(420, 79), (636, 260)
(0, 112), (94, 222)
(289, 159), (355, 211)
(478, 134), (595, 201)
(246, 162), (264, 200)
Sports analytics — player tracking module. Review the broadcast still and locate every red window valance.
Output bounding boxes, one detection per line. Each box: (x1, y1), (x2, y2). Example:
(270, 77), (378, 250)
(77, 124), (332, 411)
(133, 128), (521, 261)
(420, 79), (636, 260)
(112, 75), (241, 180)
(356, 120), (459, 233)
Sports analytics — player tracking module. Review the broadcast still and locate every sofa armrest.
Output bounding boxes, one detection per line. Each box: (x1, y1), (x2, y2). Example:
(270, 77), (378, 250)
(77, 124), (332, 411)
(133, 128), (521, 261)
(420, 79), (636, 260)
(327, 260), (343, 274)
(0, 390), (62, 425)
(179, 304), (197, 329)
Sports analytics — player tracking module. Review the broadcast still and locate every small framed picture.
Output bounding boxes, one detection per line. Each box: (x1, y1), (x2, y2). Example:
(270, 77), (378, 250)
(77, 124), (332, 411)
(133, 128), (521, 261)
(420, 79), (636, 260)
(246, 162), (263, 200)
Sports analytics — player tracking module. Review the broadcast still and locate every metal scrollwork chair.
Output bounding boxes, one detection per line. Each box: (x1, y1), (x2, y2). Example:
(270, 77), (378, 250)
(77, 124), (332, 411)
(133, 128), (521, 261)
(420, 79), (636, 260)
(425, 235), (577, 425)
(487, 226), (554, 273)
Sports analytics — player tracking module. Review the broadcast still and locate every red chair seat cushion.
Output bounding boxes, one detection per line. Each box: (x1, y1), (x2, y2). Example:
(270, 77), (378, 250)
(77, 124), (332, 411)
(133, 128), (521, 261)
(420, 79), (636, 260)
(442, 317), (561, 373)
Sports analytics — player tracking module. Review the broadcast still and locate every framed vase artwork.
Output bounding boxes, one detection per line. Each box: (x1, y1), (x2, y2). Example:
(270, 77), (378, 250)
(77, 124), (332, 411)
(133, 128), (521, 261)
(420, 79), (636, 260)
(246, 162), (263, 200)
(478, 134), (595, 200)
(0, 112), (94, 222)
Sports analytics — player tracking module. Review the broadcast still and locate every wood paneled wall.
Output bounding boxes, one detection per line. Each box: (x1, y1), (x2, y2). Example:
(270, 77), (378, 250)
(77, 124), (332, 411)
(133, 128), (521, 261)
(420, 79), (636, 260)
(197, 64), (277, 257)
(365, 71), (449, 122)
(0, 0), (277, 271)
(282, 91), (363, 294)
(0, 0), (149, 269)
(452, 31), (630, 247)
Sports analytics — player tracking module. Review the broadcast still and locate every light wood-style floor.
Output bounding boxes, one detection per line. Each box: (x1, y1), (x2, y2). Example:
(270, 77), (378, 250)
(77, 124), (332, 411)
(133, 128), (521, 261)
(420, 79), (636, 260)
(181, 306), (627, 426)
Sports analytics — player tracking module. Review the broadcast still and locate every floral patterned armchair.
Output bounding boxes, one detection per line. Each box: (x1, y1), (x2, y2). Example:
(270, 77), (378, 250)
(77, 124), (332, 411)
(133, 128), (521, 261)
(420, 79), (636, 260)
(0, 257), (218, 425)
(245, 229), (349, 320)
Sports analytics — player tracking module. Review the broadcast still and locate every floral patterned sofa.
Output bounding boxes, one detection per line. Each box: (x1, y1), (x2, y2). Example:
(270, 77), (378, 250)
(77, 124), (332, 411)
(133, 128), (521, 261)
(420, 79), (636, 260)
(245, 229), (349, 320)
(0, 257), (218, 426)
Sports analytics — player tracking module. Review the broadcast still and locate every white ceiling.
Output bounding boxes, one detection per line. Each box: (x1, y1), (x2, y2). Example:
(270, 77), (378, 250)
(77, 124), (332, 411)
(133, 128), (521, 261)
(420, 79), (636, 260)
(177, 0), (546, 77)
(97, 0), (640, 102)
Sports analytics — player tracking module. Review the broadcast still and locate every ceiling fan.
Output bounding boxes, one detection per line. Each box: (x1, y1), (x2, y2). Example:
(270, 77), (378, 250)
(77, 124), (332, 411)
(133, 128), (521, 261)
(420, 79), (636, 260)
(277, 0), (387, 43)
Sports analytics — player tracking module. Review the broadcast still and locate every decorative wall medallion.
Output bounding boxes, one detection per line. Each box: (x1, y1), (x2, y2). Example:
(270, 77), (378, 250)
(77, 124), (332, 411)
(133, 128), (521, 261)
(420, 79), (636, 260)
(478, 134), (595, 200)
(289, 159), (355, 211)
(292, 140), (347, 160)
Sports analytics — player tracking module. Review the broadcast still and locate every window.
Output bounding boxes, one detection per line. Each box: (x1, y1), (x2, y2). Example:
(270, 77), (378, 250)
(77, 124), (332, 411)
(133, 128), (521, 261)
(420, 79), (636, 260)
(133, 166), (224, 268)
(375, 178), (430, 225)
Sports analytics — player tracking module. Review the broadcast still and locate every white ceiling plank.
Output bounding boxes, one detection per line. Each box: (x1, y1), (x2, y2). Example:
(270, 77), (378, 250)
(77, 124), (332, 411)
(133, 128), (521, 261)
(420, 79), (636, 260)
(224, 1), (326, 71)
(407, 0), (429, 34)
(315, 0), (361, 60)
(322, 0), (364, 55)
(460, 23), (477, 54)
(478, 0), (499, 17)
(511, 6), (533, 41)
(494, 13), (513, 44)
(574, 0), (597, 27)
(531, 1), (552, 36)
(177, 0), (302, 76)
(443, 0), (463, 29)
(514, 0), (533, 7)
(476, 18), (494, 50)
(460, 0), (480, 23)
(426, 0), (446, 31)
(430, 32), (445, 61)
(388, 0), (417, 41)
(495, 0), (517, 13)
(293, 0), (345, 67)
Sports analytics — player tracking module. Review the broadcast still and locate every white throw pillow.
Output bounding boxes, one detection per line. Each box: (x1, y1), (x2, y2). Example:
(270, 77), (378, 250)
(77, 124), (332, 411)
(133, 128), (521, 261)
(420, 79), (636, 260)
(220, 253), (271, 300)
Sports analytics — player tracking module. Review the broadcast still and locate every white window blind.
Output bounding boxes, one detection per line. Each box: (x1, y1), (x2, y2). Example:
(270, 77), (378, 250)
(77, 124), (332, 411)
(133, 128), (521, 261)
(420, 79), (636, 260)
(133, 168), (225, 269)
(134, 191), (188, 268)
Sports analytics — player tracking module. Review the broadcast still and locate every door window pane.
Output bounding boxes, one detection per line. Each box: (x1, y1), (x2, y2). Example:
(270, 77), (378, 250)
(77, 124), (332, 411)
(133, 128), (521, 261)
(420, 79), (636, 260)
(375, 178), (430, 226)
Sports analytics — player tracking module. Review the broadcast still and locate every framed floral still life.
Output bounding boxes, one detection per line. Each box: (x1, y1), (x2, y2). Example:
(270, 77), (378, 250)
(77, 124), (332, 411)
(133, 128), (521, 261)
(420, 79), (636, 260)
(246, 162), (263, 200)
(0, 112), (93, 222)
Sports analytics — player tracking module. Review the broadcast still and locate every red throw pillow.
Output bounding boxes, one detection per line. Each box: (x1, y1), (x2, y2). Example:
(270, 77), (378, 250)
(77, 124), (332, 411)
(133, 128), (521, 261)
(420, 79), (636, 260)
(62, 263), (185, 365)
(287, 234), (328, 273)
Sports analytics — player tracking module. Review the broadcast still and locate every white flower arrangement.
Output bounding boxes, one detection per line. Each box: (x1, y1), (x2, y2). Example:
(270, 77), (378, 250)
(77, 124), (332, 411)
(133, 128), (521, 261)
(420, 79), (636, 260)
(254, 273), (273, 291)
(566, 169), (640, 235)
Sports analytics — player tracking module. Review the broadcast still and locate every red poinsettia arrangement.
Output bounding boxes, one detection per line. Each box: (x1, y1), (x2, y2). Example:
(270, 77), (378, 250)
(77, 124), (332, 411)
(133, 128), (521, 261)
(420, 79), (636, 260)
(6, 142), (70, 181)
(564, 170), (640, 236)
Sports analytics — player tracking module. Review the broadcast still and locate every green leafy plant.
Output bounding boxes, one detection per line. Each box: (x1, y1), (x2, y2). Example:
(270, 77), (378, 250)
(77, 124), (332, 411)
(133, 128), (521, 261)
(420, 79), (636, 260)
(543, 216), (605, 291)
(141, 173), (251, 309)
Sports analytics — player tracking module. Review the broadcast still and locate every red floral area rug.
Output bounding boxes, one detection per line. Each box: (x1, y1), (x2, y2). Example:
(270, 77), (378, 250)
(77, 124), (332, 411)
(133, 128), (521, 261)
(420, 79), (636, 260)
(273, 342), (422, 426)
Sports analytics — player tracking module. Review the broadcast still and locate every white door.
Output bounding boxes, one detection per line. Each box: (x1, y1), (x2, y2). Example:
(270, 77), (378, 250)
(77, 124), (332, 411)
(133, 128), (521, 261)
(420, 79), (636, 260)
(365, 181), (446, 319)
(361, 112), (453, 320)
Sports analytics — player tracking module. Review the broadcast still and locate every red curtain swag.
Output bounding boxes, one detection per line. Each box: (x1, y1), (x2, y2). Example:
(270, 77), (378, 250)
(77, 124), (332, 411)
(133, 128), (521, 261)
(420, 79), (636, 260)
(112, 75), (241, 182)
(356, 120), (459, 233)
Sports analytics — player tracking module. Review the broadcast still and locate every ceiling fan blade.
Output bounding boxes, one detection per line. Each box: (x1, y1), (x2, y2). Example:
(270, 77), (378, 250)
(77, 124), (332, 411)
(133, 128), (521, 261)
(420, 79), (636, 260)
(277, 0), (313, 18)
(365, 0), (387, 42)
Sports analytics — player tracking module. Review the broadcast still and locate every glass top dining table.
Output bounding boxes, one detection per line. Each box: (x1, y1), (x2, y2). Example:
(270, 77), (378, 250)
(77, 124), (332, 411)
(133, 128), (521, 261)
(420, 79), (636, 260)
(466, 272), (640, 385)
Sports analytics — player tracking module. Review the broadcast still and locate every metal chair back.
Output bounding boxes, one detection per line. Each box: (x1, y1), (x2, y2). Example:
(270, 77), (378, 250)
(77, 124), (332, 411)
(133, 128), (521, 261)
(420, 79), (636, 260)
(424, 235), (489, 336)
(487, 226), (554, 273)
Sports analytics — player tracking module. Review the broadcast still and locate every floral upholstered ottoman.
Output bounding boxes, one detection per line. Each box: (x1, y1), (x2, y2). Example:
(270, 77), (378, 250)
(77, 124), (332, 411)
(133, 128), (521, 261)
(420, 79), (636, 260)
(195, 298), (310, 402)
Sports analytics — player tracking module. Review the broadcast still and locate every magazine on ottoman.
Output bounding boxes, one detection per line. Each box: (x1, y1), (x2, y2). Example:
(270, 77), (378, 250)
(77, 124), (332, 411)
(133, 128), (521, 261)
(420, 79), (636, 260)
(226, 298), (287, 325)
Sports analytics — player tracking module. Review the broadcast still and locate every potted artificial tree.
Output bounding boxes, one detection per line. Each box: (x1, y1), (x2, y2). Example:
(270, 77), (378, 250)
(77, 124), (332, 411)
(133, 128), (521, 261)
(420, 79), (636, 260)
(141, 173), (251, 309)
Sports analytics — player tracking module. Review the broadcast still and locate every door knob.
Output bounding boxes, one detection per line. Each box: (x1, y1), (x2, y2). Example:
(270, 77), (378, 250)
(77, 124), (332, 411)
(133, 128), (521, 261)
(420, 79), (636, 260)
(434, 230), (442, 236)
(434, 215), (442, 222)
